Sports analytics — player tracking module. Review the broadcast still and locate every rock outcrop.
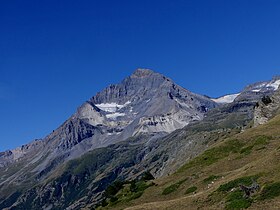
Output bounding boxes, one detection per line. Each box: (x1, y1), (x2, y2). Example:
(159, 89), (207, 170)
(254, 87), (280, 126)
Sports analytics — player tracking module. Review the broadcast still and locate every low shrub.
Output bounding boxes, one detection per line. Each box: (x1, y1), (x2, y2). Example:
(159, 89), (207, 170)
(162, 179), (187, 195)
(225, 190), (252, 209)
(259, 182), (280, 200)
(185, 186), (197, 194)
(217, 175), (259, 192)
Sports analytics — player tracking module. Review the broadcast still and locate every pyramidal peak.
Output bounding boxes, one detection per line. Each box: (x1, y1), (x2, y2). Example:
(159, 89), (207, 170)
(130, 68), (158, 78)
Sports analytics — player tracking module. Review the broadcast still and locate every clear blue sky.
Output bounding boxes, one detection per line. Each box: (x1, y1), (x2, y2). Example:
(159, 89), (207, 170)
(0, 0), (280, 151)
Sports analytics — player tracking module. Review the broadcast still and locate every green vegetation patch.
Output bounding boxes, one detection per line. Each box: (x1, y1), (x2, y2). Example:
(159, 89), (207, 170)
(203, 175), (221, 184)
(258, 182), (280, 200)
(217, 175), (259, 192)
(254, 135), (271, 146)
(162, 179), (187, 195)
(185, 186), (197, 195)
(178, 139), (244, 172)
(178, 135), (272, 173)
(105, 180), (125, 198)
(225, 190), (252, 209)
(125, 181), (154, 202)
(208, 175), (260, 209)
(239, 135), (271, 156)
(99, 178), (155, 208)
(130, 180), (151, 194)
(240, 145), (254, 155)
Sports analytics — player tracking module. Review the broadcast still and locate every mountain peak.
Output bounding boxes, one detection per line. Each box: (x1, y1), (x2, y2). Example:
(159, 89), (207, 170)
(131, 68), (157, 78)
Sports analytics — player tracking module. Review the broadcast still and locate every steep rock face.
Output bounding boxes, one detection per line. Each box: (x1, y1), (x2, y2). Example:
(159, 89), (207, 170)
(254, 88), (280, 126)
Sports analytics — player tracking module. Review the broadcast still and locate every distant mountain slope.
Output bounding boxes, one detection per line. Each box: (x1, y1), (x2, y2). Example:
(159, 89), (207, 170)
(211, 76), (280, 104)
(235, 76), (280, 102)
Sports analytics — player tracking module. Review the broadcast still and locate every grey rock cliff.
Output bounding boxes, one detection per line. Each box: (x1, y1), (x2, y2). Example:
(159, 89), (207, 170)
(254, 87), (280, 126)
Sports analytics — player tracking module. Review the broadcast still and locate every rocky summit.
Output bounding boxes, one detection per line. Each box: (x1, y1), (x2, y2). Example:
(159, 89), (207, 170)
(0, 69), (279, 210)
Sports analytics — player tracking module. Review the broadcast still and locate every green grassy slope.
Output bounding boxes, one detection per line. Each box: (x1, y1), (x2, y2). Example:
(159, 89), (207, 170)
(104, 114), (280, 210)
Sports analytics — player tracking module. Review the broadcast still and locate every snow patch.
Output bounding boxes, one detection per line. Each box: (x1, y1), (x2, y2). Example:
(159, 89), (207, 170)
(107, 131), (122, 135)
(266, 79), (280, 90)
(106, 112), (125, 119)
(95, 101), (131, 113)
(253, 83), (266, 89)
(251, 89), (261, 92)
(249, 80), (280, 92)
(212, 93), (240, 104)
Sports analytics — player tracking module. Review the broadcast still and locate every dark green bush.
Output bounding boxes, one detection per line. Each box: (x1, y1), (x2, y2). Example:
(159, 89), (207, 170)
(217, 175), (259, 192)
(128, 191), (143, 200)
(109, 196), (118, 203)
(226, 190), (252, 209)
(259, 182), (280, 200)
(185, 186), (197, 194)
(105, 180), (125, 197)
(162, 179), (187, 195)
(162, 184), (180, 195)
